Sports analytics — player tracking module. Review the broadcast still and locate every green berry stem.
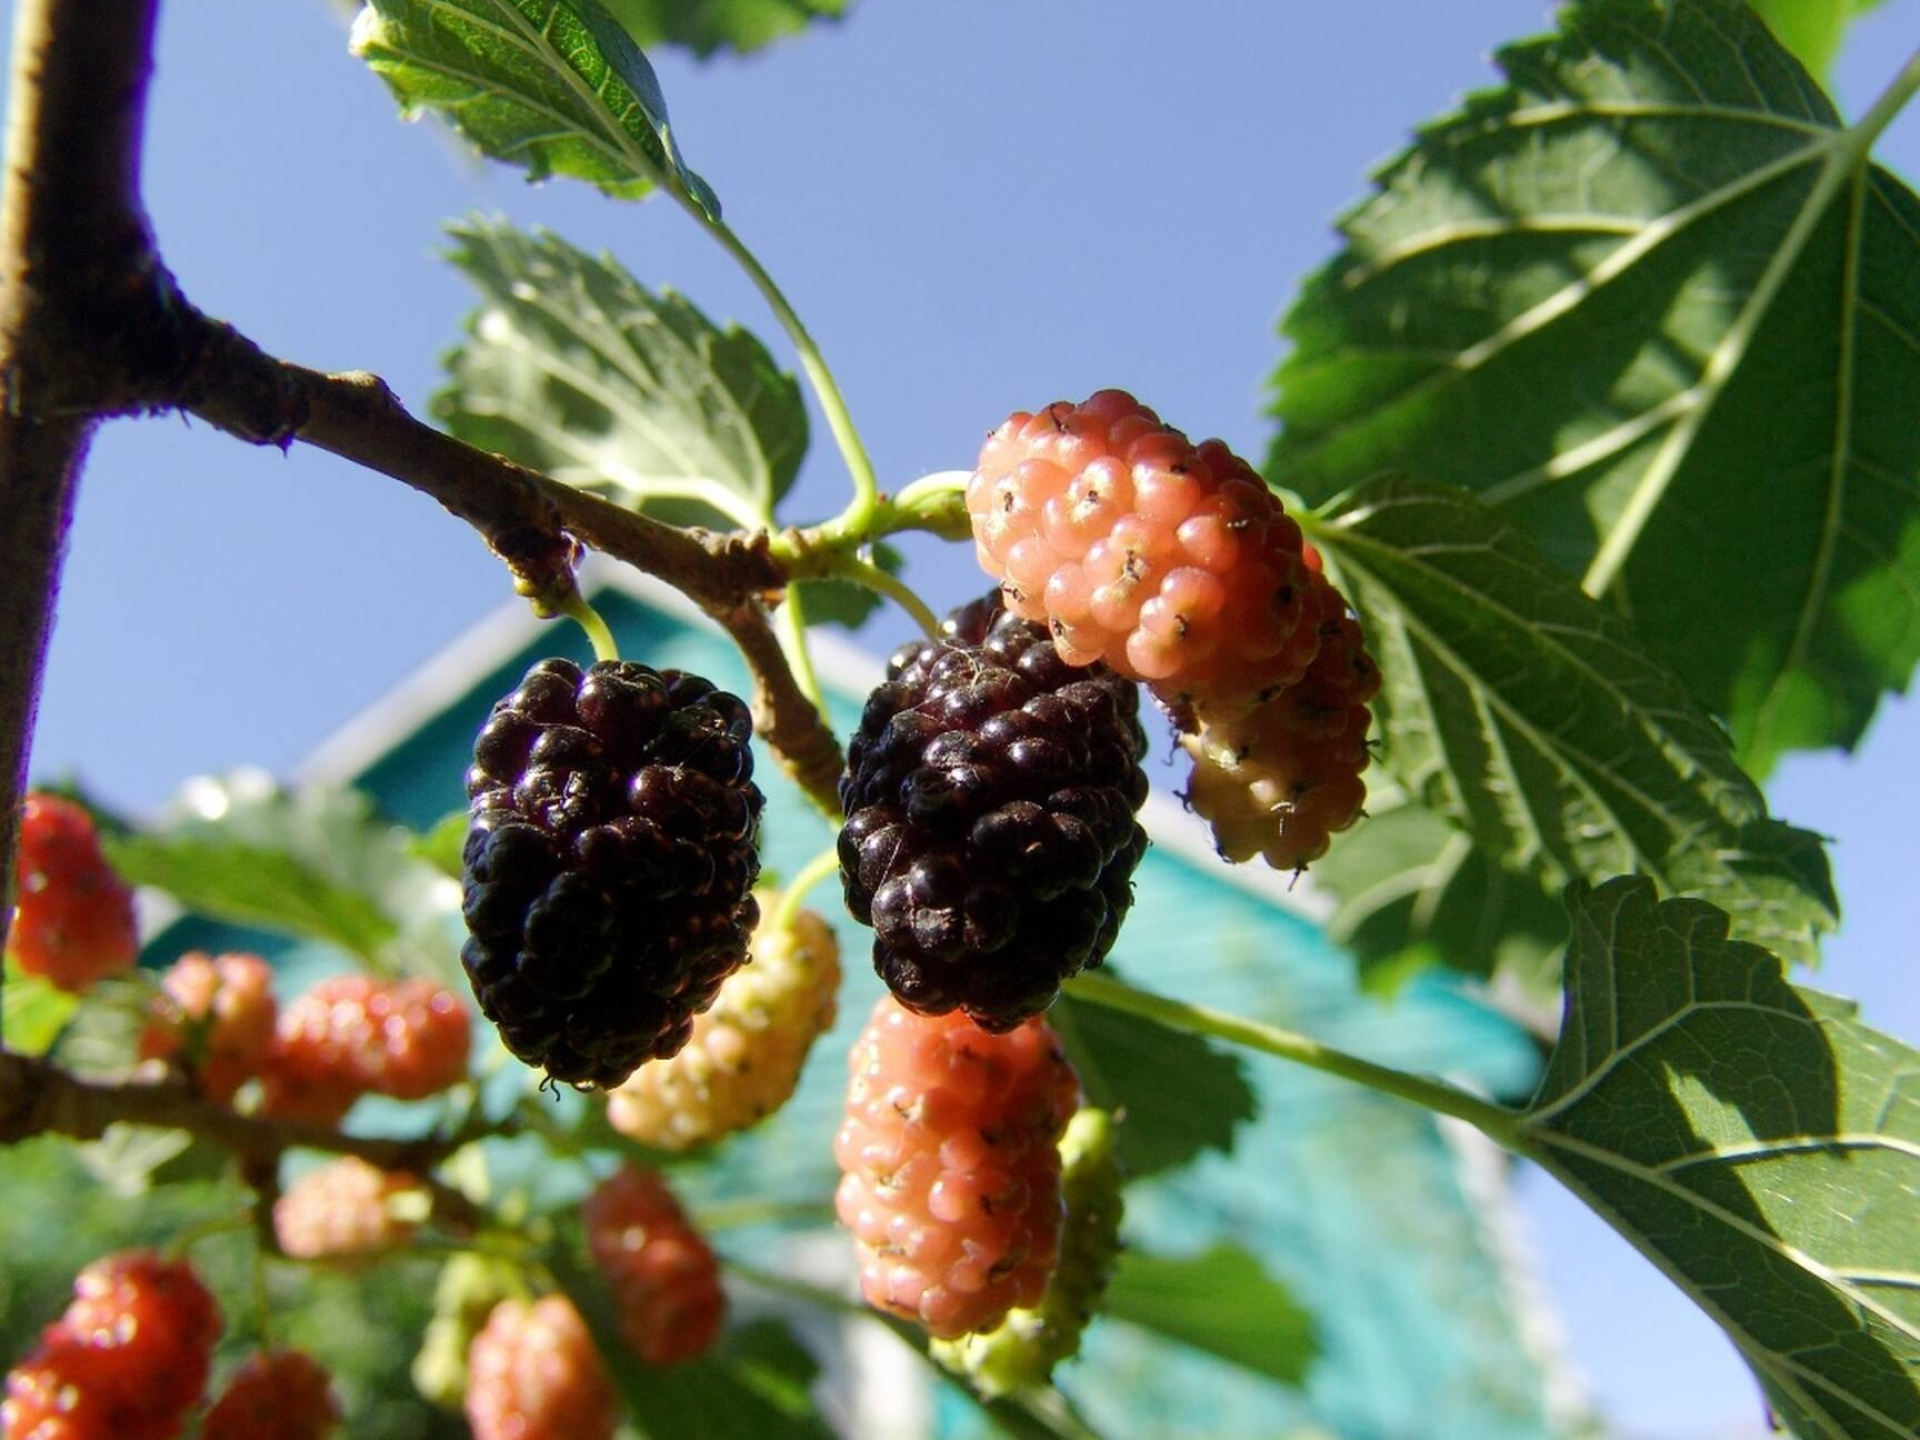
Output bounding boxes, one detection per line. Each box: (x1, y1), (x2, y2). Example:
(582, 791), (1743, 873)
(669, 196), (882, 533)
(250, 1224), (277, 1345)
(844, 553), (943, 639)
(166, 1208), (253, 1260)
(557, 593), (621, 665)
(1064, 972), (1525, 1152)
(768, 845), (841, 939)
(776, 583), (827, 713)
(688, 1197), (835, 1233)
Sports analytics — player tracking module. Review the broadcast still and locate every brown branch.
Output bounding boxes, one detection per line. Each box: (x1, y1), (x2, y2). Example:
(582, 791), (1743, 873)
(170, 317), (786, 610)
(0, 1050), (472, 1171)
(713, 601), (844, 816)
(163, 314), (847, 805)
(0, 0), (165, 972)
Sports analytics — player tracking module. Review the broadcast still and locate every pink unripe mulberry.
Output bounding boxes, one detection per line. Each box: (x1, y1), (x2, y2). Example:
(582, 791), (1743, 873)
(835, 998), (1080, 1339)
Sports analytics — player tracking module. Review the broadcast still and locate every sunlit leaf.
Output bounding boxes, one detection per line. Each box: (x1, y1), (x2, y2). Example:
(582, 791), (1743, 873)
(1524, 878), (1920, 1437)
(352, 0), (719, 216)
(602, 0), (850, 57)
(1268, 0), (1920, 773)
(1052, 986), (1257, 1178)
(1103, 1243), (1317, 1387)
(1311, 476), (1836, 968)
(438, 218), (805, 527)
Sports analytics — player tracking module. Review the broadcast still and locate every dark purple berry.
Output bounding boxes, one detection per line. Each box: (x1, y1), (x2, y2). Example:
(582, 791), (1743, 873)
(461, 658), (764, 1088)
(838, 594), (1149, 1031)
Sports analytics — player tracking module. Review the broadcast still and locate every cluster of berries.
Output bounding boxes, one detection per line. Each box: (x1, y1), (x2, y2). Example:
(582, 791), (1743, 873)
(966, 391), (1380, 872)
(435, 388), (1381, 1380)
(0, 1251), (338, 1440)
(461, 1165), (723, 1440)
(8, 795), (137, 993)
(136, 954), (472, 1126)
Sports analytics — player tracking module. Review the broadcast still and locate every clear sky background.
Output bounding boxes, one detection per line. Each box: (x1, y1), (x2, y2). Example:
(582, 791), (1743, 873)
(5, 2), (1918, 1436)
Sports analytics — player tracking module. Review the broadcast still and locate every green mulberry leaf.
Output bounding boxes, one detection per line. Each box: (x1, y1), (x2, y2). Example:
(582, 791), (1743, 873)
(438, 218), (805, 526)
(1310, 475), (1837, 969)
(1523, 877), (1920, 1437)
(1268, 0), (1920, 773)
(352, 0), (718, 217)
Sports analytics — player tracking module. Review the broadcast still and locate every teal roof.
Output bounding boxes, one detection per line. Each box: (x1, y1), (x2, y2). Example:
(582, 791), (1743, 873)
(154, 577), (1567, 1440)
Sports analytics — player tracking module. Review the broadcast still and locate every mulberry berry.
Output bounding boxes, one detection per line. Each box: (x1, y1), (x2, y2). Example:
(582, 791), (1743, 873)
(258, 975), (471, 1124)
(583, 1164), (726, 1366)
(273, 1157), (422, 1260)
(835, 997), (1080, 1340)
(2, 1250), (223, 1440)
(933, 1107), (1125, 1395)
(138, 952), (277, 1104)
(462, 658), (764, 1089)
(201, 1350), (340, 1440)
(839, 594), (1148, 1032)
(2, 1329), (161, 1440)
(967, 391), (1322, 716)
(1177, 563), (1377, 872)
(606, 897), (840, 1150)
(8, 794), (138, 993)
(464, 1296), (617, 1440)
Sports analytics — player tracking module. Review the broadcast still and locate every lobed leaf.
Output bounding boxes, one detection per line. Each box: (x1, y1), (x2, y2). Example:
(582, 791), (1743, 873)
(1102, 1243), (1317, 1387)
(1524, 878), (1920, 1438)
(438, 218), (806, 527)
(1268, 0), (1920, 773)
(352, 0), (719, 216)
(1745, 0), (1885, 78)
(1312, 475), (1836, 969)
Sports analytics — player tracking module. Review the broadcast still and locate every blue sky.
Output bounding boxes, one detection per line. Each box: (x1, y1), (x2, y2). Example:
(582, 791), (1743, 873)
(6, 1), (1919, 1435)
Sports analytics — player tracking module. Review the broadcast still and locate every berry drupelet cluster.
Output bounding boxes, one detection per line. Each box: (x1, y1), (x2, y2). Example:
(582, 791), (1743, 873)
(966, 391), (1381, 873)
(461, 657), (764, 1089)
(1, 1251), (221, 1440)
(834, 997), (1081, 1341)
(838, 594), (1149, 1032)
(582, 1164), (726, 1366)
(8, 794), (138, 994)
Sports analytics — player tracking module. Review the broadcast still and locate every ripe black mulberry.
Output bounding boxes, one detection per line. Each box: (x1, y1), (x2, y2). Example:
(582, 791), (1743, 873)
(839, 595), (1149, 1031)
(461, 658), (763, 1089)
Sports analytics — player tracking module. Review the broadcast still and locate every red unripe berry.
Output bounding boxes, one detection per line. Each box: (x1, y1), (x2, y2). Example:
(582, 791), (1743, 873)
(258, 974), (471, 1123)
(201, 1350), (340, 1440)
(582, 1165), (726, 1366)
(138, 952), (277, 1104)
(8, 795), (138, 994)
(2, 1250), (222, 1440)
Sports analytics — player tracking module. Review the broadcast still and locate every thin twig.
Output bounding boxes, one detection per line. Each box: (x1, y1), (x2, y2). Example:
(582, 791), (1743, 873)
(0, 1050), (473, 1170)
